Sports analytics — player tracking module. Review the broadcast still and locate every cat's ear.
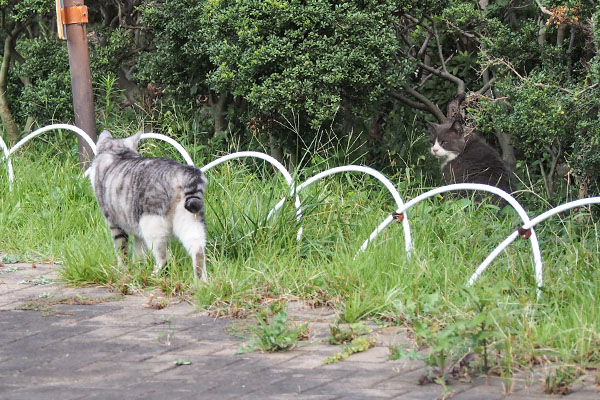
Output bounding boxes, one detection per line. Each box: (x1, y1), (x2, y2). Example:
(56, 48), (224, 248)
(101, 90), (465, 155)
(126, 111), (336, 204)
(426, 121), (438, 133)
(450, 119), (464, 136)
(126, 132), (142, 150)
(98, 130), (113, 141)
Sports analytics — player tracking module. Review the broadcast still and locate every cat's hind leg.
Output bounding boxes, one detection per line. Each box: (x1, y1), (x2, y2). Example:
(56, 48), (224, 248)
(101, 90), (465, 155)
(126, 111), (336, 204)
(132, 236), (148, 262)
(173, 208), (207, 282)
(189, 241), (207, 283)
(110, 225), (129, 267)
(139, 215), (170, 276)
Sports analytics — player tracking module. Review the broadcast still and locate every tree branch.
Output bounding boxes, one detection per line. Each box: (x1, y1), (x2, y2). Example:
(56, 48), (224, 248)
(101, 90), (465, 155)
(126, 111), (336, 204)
(534, 0), (552, 16)
(389, 91), (428, 111)
(539, 156), (551, 198)
(417, 58), (465, 95)
(484, 57), (579, 95)
(432, 21), (448, 74)
(401, 84), (446, 122)
(444, 19), (479, 41)
(545, 142), (562, 185)
(402, 13), (422, 26)
(567, 27), (576, 53)
(417, 32), (433, 60)
(475, 76), (496, 95)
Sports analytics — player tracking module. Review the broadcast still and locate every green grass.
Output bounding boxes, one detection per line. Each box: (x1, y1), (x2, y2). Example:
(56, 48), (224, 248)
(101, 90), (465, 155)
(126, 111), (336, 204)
(1, 146), (599, 379)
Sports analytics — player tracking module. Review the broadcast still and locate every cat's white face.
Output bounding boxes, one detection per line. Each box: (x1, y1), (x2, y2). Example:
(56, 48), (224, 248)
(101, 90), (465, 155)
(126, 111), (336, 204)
(430, 139), (459, 167)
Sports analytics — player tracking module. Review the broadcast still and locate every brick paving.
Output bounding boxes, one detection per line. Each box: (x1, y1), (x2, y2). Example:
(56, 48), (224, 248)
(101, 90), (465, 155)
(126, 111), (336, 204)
(1, 262), (598, 399)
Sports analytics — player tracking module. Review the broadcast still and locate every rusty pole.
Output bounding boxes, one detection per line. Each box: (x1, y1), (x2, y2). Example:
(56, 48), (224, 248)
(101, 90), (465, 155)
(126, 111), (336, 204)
(60, 0), (97, 167)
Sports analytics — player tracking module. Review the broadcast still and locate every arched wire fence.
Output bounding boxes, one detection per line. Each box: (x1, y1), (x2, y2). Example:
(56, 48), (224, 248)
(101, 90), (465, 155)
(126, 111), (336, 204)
(2, 124), (96, 187)
(0, 135), (13, 187)
(83, 131), (197, 179)
(471, 197), (600, 288)
(2, 124), (599, 299)
(266, 165), (413, 257)
(357, 183), (543, 297)
(140, 133), (195, 166)
(200, 151), (304, 241)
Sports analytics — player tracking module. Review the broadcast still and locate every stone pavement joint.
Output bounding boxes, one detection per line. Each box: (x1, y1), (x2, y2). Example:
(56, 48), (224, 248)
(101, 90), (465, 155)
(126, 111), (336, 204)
(1, 262), (599, 399)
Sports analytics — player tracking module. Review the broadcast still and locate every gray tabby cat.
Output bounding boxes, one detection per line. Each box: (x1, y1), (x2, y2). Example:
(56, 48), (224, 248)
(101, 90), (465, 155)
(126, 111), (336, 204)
(89, 131), (208, 281)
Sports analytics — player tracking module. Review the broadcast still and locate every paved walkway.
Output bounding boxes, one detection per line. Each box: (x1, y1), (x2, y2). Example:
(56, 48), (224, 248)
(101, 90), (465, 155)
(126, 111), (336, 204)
(1, 262), (598, 399)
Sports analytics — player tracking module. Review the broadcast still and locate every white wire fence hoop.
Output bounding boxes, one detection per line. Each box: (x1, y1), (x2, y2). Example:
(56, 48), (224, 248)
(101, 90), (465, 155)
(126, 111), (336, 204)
(3, 124), (96, 187)
(140, 133), (194, 165)
(359, 183), (543, 294)
(267, 165), (413, 256)
(471, 196), (600, 294)
(83, 131), (196, 179)
(525, 197), (600, 228)
(10, 124), (96, 157)
(0, 134), (14, 187)
(200, 151), (304, 240)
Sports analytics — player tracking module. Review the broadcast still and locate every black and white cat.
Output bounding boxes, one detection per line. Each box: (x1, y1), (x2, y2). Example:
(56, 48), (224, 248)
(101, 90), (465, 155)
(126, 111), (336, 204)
(428, 119), (512, 199)
(88, 131), (208, 281)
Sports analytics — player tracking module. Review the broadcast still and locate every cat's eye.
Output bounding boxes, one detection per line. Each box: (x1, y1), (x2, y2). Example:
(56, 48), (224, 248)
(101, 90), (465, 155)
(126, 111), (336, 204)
(441, 140), (447, 145)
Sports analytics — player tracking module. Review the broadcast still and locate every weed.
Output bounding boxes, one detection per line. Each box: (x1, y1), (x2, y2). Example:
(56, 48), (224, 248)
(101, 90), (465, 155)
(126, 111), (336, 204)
(327, 322), (371, 345)
(23, 294), (122, 307)
(145, 294), (170, 310)
(18, 276), (52, 285)
(0, 265), (20, 274)
(395, 284), (520, 386)
(544, 365), (585, 395)
(238, 307), (308, 353)
(1, 255), (19, 264)
(412, 319), (465, 384)
(388, 344), (420, 361)
(324, 336), (377, 364)
(18, 294), (122, 315)
(96, 73), (122, 127)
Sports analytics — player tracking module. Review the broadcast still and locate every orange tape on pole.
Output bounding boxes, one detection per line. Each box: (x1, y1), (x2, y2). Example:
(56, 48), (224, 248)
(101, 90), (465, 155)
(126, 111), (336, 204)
(61, 6), (89, 24)
(56, 1), (88, 39)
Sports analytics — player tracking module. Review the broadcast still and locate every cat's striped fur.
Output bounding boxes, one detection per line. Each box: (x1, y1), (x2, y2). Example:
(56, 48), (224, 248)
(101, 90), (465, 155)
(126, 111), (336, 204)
(89, 131), (208, 280)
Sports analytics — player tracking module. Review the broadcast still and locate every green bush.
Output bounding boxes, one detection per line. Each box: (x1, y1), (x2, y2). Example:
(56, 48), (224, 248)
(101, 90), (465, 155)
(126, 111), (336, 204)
(13, 38), (72, 124)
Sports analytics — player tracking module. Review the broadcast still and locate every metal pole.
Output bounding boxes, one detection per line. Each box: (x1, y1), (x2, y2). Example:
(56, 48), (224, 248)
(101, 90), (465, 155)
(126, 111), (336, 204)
(62, 0), (96, 167)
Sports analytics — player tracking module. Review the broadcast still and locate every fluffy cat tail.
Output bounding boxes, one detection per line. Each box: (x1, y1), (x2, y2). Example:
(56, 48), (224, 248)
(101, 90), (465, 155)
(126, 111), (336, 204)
(185, 197), (203, 214)
(183, 168), (207, 215)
